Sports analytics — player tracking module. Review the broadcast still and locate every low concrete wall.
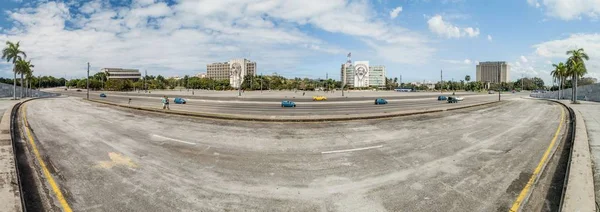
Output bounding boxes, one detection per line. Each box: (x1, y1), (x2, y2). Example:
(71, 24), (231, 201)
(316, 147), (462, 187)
(0, 101), (23, 212)
(532, 83), (600, 102)
(0, 82), (58, 98)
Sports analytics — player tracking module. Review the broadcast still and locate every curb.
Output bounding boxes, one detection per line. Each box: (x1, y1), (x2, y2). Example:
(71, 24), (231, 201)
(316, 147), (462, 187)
(0, 100), (24, 212)
(547, 100), (596, 212)
(85, 98), (500, 122)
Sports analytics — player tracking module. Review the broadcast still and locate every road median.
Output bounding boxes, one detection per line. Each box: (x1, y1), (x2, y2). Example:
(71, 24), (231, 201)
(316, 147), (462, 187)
(86, 98), (499, 122)
(0, 100), (23, 212)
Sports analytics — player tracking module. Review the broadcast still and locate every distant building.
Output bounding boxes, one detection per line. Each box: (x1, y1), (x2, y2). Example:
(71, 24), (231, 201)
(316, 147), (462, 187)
(102, 68), (141, 81)
(207, 58), (257, 88)
(476, 61), (510, 83)
(168, 75), (182, 80)
(196, 73), (207, 78)
(340, 61), (385, 88)
(369, 65), (386, 87)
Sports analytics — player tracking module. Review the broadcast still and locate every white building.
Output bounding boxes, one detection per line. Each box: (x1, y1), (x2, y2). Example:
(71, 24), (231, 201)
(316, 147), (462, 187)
(102, 68), (141, 81)
(206, 58), (256, 88)
(340, 61), (385, 88)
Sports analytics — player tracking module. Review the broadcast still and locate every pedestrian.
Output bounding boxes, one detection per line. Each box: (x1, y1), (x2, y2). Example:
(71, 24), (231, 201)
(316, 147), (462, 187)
(302, 92), (305, 96)
(128, 98), (132, 104)
(192, 90), (195, 95)
(162, 96), (169, 110)
(165, 96), (170, 110)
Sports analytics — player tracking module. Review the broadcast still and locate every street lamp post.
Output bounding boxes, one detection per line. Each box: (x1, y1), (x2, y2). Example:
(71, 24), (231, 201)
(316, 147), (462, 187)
(238, 72), (242, 96)
(86, 62), (90, 100)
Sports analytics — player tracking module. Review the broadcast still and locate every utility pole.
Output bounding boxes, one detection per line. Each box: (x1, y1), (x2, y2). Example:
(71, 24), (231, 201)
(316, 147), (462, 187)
(498, 66), (501, 101)
(440, 69), (443, 93)
(144, 70), (147, 92)
(238, 72), (242, 96)
(86, 62), (90, 100)
(521, 74), (524, 91)
(260, 73), (263, 93)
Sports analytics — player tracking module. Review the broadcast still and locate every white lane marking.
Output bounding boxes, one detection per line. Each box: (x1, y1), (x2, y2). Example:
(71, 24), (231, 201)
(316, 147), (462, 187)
(152, 134), (196, 145)
(321, 145), (383, 154)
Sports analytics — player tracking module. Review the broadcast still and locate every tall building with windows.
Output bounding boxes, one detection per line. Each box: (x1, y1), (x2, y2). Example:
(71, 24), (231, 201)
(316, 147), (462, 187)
(102, 68), (141, 81)
(476, 61), (510, 83)
(206, 59), (257, 88)
(340, 61), (385, 88)
(369, 65), (386, 87)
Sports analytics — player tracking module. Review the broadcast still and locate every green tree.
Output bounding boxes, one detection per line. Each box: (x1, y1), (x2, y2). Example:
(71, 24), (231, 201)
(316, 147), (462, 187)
(551, 62), (567, 99)
(566, 48), (589, 103)
(465, 75), (471, 83)
(2, 41), (27, 100)
(15, 58), (33, 98)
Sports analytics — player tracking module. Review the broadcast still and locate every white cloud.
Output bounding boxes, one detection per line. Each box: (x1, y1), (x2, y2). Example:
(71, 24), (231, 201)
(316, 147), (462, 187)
(487, 35), (493, 41)
(520, 55), (528, 63)
(528, 0), (600, 20)
(0, 0), (433, 77)
(390, 7), (403, 19)
(533, 33), (600, 79)
(427, 15), (479, 38)
(441, 59), (472, 65)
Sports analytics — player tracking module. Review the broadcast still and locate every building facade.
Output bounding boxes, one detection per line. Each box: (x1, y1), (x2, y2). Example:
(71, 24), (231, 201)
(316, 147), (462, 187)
(476, 61), (510, 83)
(102, 68), (141, 81)
(340, 61), (385, 88)
(206, 59), (256, 88)
(369, 65), (386, 87)
(195, 73), (207, 78)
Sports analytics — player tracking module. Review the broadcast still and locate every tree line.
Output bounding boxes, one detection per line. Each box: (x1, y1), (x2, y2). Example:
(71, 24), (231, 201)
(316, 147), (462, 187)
(550, 48), (590, 103)
(2, 41), (35, 99)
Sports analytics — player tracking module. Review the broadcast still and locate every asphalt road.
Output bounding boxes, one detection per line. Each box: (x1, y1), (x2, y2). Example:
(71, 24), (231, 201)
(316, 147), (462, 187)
(20, 97), (565, 211)
(53, 90), (512, 116)
(52, 88), (485, 102)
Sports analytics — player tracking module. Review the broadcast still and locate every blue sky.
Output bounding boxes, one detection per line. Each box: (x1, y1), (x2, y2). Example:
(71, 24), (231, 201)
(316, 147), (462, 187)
(0, 0), (599, 84)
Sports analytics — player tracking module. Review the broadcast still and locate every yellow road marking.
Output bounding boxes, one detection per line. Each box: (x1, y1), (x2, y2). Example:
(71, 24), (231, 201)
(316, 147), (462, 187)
(509, 106), (565, 212)
(22, 104), (73, 212)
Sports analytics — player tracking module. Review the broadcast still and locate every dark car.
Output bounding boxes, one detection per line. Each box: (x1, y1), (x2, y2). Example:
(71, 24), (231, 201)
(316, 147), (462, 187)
(76, 89), (82, 92)
(281, 100), (296, 107)
(174, 97), (186, 104)
(374, 98), (387, 105)
(99, 93), (107, 98)
(438, 96), (447, 101)
(447, 96), (459, 103)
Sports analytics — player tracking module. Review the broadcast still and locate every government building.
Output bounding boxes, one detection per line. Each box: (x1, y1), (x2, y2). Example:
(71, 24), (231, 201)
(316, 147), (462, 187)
(476, 61), (510, 83)
(207, 58), (256, 88)
(340, 61), (386, 88)
(101, 68), (141, 81)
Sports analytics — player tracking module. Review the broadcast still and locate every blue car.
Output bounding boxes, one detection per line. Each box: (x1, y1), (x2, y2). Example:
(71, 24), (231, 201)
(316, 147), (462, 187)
(174, 97), (186, 104)
(99, 93), (107, 98)
(438, 96), (447, 101)
(374, 98), (387, 105)
(281, 100), (296, 107)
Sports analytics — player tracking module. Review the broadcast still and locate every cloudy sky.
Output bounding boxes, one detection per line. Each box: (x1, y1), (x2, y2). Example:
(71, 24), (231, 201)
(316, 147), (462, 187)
(0, 0), (598, 84)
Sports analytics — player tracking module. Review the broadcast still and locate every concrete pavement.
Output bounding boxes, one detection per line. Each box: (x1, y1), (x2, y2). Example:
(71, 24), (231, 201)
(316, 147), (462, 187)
(0, 100), (22, 212)
(557, 100), (600, 210)
(19, 97), (565, 211)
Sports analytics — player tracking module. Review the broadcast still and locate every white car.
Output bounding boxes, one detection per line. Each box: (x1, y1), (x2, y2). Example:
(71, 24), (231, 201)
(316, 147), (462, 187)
(455, 97), (464, 101)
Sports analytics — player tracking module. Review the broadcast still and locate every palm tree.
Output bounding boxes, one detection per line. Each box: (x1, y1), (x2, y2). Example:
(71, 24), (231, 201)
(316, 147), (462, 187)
(566, 48), (589, 103)
(1, 41), (26, 100)
(15, 59), (34, 97)
(24, 63), (34, 97)
(465, 75), (471, 83)
(551, 62), (567, 100)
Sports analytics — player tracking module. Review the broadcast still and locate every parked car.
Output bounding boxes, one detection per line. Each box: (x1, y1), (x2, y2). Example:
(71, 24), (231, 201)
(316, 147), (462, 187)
(281, 100), (296, 107)
(438, 96), (447, 101)
(488, 90), (495, 94)
(455, 96), (464, 101)
(312, 96), (327, 101)
(99, 93), (107, 98)
(374, 98), (388, 105)
(447, 96), (459, 103)
(174, 97), (186, 104)
(76, 89), (82, 92)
